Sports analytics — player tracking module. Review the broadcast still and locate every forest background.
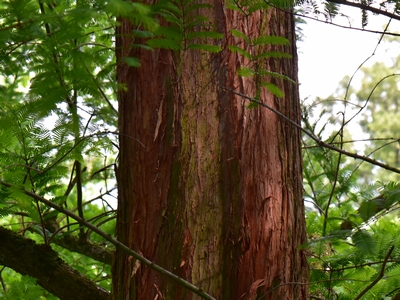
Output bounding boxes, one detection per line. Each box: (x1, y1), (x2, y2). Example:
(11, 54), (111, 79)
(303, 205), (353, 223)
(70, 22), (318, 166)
(1, 0), (400, 299)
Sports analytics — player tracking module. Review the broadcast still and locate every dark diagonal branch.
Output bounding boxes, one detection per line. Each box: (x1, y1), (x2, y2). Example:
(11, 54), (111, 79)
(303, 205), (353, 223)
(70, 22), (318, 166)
(327, 0), (400, 22)
(0, 180), (216, 300)
(0, 227), (109, 300)
(53, 234), (112, 265)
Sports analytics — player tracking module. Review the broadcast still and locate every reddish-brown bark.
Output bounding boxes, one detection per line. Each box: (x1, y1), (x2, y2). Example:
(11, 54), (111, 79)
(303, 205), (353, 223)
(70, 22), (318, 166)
(113, 2), (308, 299)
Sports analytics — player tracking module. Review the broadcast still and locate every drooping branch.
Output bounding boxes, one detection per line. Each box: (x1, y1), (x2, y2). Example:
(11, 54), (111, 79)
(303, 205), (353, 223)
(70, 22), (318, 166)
(0, 227), (110, 300)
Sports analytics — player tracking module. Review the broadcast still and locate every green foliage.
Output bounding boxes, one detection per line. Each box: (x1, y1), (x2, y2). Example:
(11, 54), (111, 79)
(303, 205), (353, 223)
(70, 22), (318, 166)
(302, 36), (400, 295)
(227, 27), (293, 104)
(224, 0), (295, 103)
(0, 0), (139, 297)
(303, 95), (400, 298)
(0, 274), (57, 300)
(147, 0), (223, 52)
(295, 0), (342, 23)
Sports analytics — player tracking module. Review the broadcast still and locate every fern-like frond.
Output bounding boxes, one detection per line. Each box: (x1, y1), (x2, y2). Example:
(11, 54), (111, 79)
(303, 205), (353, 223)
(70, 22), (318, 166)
(237, 67), (256, 77)
(254, 51), (292, 59)
(228, 45), (252, 59)
(230, 29), (251, 44)
(147, 38), (182, 50)
(261, 82), (285, 98)
(252, 35), (290, 46)
(186, 31), (223, 40)
(187, 44), (221, 52)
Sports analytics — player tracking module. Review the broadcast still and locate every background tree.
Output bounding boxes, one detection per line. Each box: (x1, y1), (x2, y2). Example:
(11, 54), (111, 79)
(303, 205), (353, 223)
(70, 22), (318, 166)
(341, 56), (400, 183)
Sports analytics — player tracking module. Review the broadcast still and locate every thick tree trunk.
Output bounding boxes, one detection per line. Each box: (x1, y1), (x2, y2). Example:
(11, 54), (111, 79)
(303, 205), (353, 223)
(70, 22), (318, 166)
(113, 2), (308, 299)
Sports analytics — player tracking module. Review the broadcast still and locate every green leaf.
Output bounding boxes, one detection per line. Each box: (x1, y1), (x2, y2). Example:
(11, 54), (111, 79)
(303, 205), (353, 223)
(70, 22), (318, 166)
(230, 29), (251, 44)
(184, 16), (209, 30)
(226, 2), (244, 12)
(106, 0), (148, 17)
(123, 57), (141, 67)
(352, 231), (375, 255)
(252, 35), (290, 46)
(159, 10), (183, 26)
(131, 30), (155, 39)
(358, 197), (387, 221)
(160, 2), (182, 17)
(254, 51), (292, 60)
(228, 45), (252, 59)
(247, 101), (260, 109)
(155, 26), (183, 41)
(146, 38), (182, 50)
(186, 31), (223, 40)
(130, 44), (154, 51)
(268, 0), (294, 8)
(258, 70), (295, 83)
(237, 67), (255, 77)
(187, 44), (222, 52)
(262, 82), (284, 98)
(184, 3), (214, 14)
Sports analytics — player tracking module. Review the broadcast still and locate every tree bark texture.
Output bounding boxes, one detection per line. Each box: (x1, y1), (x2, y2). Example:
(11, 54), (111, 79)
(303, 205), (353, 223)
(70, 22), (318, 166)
(0, 227), (109, 300)
(113, 2), (308, 299)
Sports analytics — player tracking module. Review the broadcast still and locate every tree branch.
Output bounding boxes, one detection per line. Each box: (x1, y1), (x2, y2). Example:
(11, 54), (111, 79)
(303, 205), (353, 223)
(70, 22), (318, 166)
(0, 227), (109, 300)
(0, 180), (216, 300)
(222, 87), (400, 174)
(295, 11), (400, 37)
(52, 234), (112, 265)
(354, 245), (395, 300)
(327, 0), (400, 22)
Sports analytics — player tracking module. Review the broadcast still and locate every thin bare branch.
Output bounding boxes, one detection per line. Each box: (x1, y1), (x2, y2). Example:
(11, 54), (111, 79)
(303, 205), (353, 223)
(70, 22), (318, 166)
(222, 87), (400, 174)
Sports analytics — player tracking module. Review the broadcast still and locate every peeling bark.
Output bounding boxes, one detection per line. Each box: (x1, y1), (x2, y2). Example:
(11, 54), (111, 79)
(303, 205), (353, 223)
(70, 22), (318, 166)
(0, 227), (109, 300)
(113, 2), (308, 299)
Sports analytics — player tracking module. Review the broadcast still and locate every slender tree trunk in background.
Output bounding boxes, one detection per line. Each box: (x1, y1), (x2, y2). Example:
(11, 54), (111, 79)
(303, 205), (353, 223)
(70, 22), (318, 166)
(113, 1), (309, 299)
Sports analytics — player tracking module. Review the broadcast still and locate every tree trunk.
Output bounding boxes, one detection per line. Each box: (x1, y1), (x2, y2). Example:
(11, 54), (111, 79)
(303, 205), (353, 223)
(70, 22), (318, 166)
(113, 2), (309, 299)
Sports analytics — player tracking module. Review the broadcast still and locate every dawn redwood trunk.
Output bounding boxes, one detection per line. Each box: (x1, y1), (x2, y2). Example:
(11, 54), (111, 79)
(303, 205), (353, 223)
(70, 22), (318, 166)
(113, 2), (309, 299)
